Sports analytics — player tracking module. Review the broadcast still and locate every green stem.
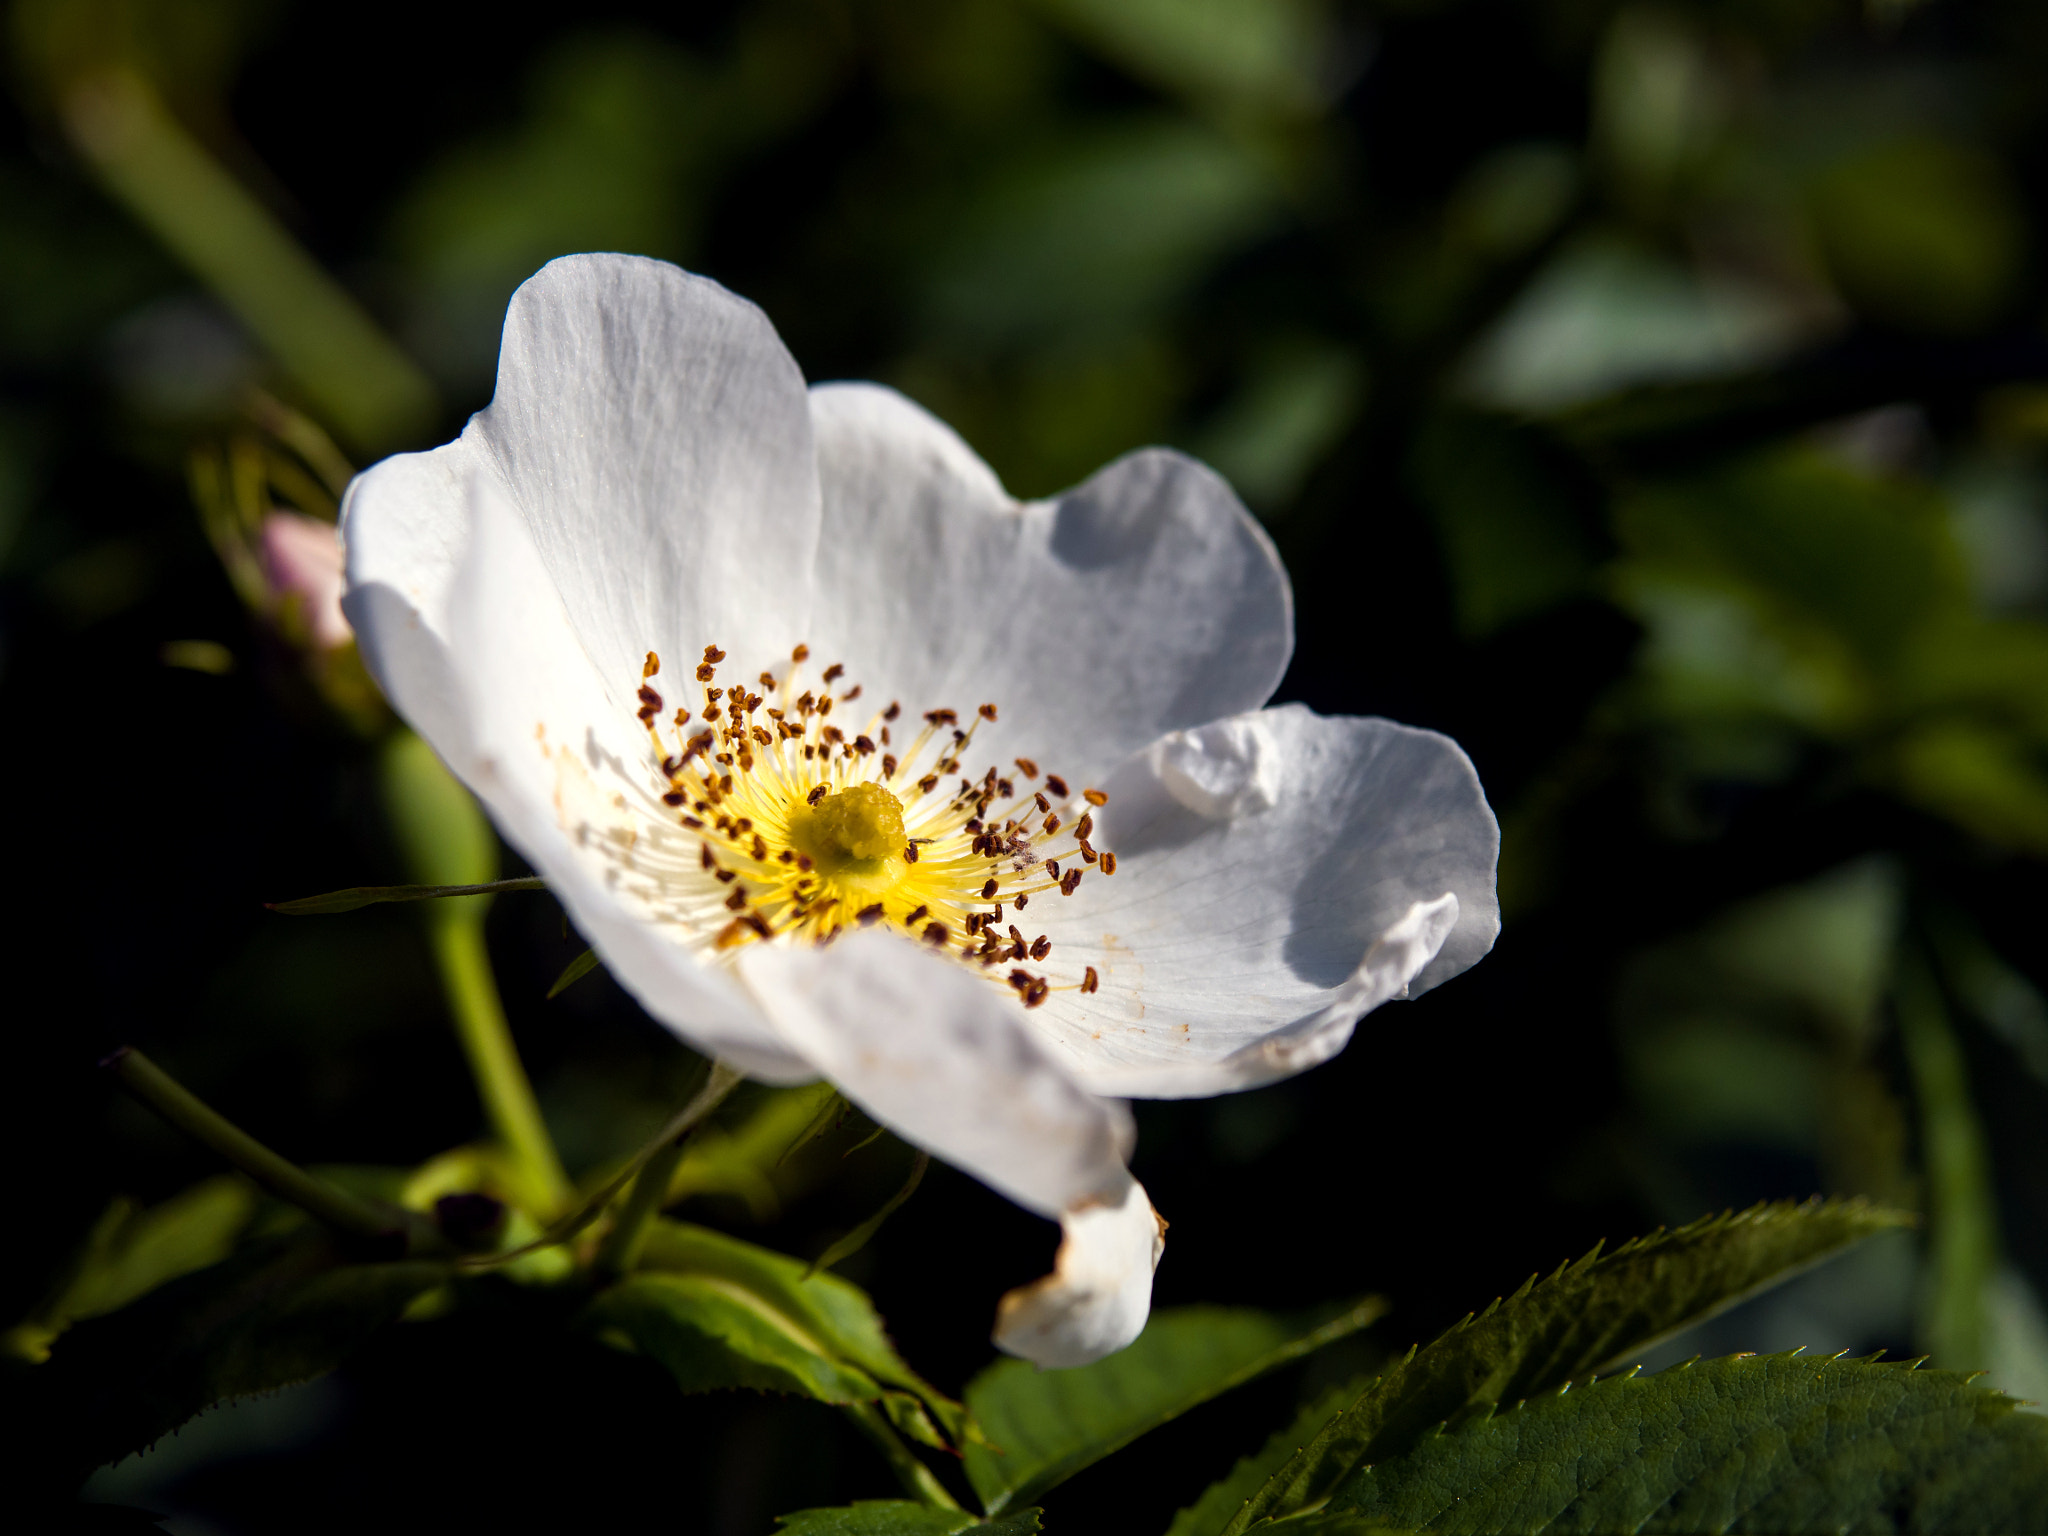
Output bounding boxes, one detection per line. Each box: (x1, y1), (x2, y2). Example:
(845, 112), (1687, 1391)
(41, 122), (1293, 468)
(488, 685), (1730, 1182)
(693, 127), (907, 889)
(843, 1400), (963, 1510)
(594, 1133), (693, 1279)
(104, 1047), (401, 1249)
(429, 910), (573, 1217)
(460, 1060), (745, 1271)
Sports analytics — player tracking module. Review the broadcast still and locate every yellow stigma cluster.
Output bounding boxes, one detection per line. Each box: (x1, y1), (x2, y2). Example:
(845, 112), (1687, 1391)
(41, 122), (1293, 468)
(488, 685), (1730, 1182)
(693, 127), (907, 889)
(629, 643), (1115, 1007)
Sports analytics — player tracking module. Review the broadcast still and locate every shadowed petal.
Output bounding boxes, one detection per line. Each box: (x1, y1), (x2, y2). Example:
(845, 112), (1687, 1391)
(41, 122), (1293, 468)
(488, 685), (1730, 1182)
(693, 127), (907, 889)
(1026, 705), (1500, 1098)
(805, 383), (1292, 784)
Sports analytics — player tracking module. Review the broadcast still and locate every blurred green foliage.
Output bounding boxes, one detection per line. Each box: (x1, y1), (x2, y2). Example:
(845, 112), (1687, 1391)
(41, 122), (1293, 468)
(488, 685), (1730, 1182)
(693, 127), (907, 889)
(7, 0), (2048, 1529)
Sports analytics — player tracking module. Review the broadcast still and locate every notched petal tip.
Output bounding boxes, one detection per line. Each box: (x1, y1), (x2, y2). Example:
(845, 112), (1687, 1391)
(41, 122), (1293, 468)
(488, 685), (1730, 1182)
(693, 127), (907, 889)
(992, 1180), (1164, 1370)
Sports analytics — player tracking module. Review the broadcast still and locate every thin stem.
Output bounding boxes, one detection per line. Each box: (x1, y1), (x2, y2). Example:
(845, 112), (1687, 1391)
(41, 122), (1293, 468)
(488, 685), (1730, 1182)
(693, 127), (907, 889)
(842, 1400), (963, 1510)
(594, 1132), (692, 1278)
(459, 1061), (745, 1270)
(104, 1047), (402, 1249)
(429, 910), (573, 1217)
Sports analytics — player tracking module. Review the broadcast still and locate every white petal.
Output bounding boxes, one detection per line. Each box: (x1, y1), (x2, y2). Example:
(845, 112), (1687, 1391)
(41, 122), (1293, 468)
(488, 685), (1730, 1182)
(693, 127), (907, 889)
(736, 931), (1162, 1366)
(1025, 704), (1500, 1098)
(355, 464), (812, 1081)
(992, 1180), (1166, 1370)
(804, 383), (1292, 784)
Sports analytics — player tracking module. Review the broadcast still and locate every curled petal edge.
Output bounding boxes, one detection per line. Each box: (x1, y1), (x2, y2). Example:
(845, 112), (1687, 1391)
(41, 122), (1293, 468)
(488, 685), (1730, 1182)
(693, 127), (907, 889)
(993, 1179), (1167, 1370)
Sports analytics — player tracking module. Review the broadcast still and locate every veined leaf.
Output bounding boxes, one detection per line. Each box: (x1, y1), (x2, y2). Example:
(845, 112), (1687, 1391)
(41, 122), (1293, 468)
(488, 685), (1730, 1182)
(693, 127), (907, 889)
(1296, 1353), (2048, 1534)
(967, 1297), (1387, 1517)
(1166, 1378), (1364, 1536)
(1226, 1197), (1910, 1531)
(13, 1236), (449, 1487)
(775, 1502), (1043, 1534)
(265, 876), (545, 914)
(584, 1220), (964, 1449)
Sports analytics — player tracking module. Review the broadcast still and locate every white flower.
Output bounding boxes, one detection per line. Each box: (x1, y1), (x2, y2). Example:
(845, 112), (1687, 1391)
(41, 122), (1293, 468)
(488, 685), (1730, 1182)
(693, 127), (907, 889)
(341, 255), (1499, 1368)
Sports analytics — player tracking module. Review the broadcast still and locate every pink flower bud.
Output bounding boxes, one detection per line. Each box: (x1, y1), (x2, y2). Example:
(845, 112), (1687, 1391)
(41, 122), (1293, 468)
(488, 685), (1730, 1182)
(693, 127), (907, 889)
(259, 510), (351, 650)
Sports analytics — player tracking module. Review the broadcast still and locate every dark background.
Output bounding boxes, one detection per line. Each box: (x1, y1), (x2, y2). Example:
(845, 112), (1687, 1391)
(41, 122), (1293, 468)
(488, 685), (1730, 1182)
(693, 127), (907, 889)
(7, 0), (2048, 1530)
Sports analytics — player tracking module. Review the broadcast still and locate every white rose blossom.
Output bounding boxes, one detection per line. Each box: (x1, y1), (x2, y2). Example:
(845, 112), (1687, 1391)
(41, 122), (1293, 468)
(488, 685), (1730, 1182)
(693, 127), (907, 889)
(341, 254), (1500, 1369)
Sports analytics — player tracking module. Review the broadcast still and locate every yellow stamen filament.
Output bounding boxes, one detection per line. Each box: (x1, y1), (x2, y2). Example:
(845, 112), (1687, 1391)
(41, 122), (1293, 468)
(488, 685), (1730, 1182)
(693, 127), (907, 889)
(608, 642), (1115, 1006)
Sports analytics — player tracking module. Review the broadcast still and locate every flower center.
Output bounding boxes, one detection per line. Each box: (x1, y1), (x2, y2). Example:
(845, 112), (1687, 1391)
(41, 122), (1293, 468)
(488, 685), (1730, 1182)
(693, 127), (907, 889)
(616, 642), (1118, 1008)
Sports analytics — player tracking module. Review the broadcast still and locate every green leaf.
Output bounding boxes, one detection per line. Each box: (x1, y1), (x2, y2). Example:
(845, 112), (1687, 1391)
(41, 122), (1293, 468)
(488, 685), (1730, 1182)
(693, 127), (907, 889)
(584, 1220), (964, 1449)
(1226, 1198), (1910, 1531)
(11, 1236), (449, 1487)
(1167, 1379), (1364, 1536)
(266, 877), (545, 914)
(775, 1502), (1042, 1535)
(5, 1176), (259, 1362)
(1303, 1353), (2048, 1534)
(966, 1297), (1387, 1517)
(545, 945), (602, 999)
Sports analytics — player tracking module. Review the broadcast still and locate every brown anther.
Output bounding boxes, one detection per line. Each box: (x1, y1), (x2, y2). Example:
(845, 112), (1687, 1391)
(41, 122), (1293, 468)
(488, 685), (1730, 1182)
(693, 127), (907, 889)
(1081, 966), (1100, 994)
(906, 905), (929, 925)
(744, 913), (773, 939)
(857, 903), (885, 927)
(1045, 774), (1069, 797)
(759, 672), (775, 688)
(1007, 924), (1024, 943)
(923, 922), (949, 946)
(1100, 851), (1117, 874)
(792, 643), (810, 662)
(662, 789), (688, 807)
(1045, 859), (1061, 880)
(965, 818), (985, 835)
(1080, 847), (1098, 864)
(1030, 935), (1050, 960)
(700, 844), (716, 870)
(707, 686), (724, 702)
(1083, 788), (1108, 806)
(778, 849), (794, 863)
(719, 774), (733, 793)
(797, 691), (816, 713)
(752, 725), (772, 747)
(1060, 869), (1083, 896)
(725, 889), (748, 911)
(1076, 814), (1094, 840)
(822, 725), (845, 745)
(854, 735), (875, 755)
(822, 663), (845, 684)
(752, 834), (768, 861)
(1008, 970), (1033, 992)
(716, 868), (738, 885)
(715, 919), (748, 950)
(917, 774), (940, 795)
(796, 854), (814, 872)
(978, 703), (998, 721)
(716, 752), (733, 765)
(1034, 792), (1050, 813)
(1014, 892), (1029, 909)
(843, 684), (862, 701)
(1014, 757), (1039, 779)
(882, 754), (898, 778)
(807, 784), (829, 806)
(1024, 980), (1049, 1009)
(925, 708), (958, 727)
(638, 684), (662, 711)
(884, 702), (902, 721)
(674, 708), (691, 728)
(817, 696), (833, 717)
(695, 663), (715, 682)
(998, 779), (1014, 798)
(1043, 814), (1061, 835)
(681, 815), (704, 830)
(637, 708), (656, 726)
(903, 843), (919, 864)
(804, 744), (817, 760)
(982, 879), (999, 899)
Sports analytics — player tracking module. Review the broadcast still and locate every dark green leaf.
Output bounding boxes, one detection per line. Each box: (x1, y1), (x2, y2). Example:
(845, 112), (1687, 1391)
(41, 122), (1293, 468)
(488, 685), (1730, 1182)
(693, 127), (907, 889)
(1226, 1198), (1910, 1531)
(266, 877), (545, 914)
(1302, 1353), (2048, 1534)
(1167, 1379), (1363, 1536)
(966, 1297), (1387, 1517)
(11, 1236), (449, 1487)
(545, 946), (602, 999)
(585, 1220), (964, 1449)
(775, 1502), (1042, 1535)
